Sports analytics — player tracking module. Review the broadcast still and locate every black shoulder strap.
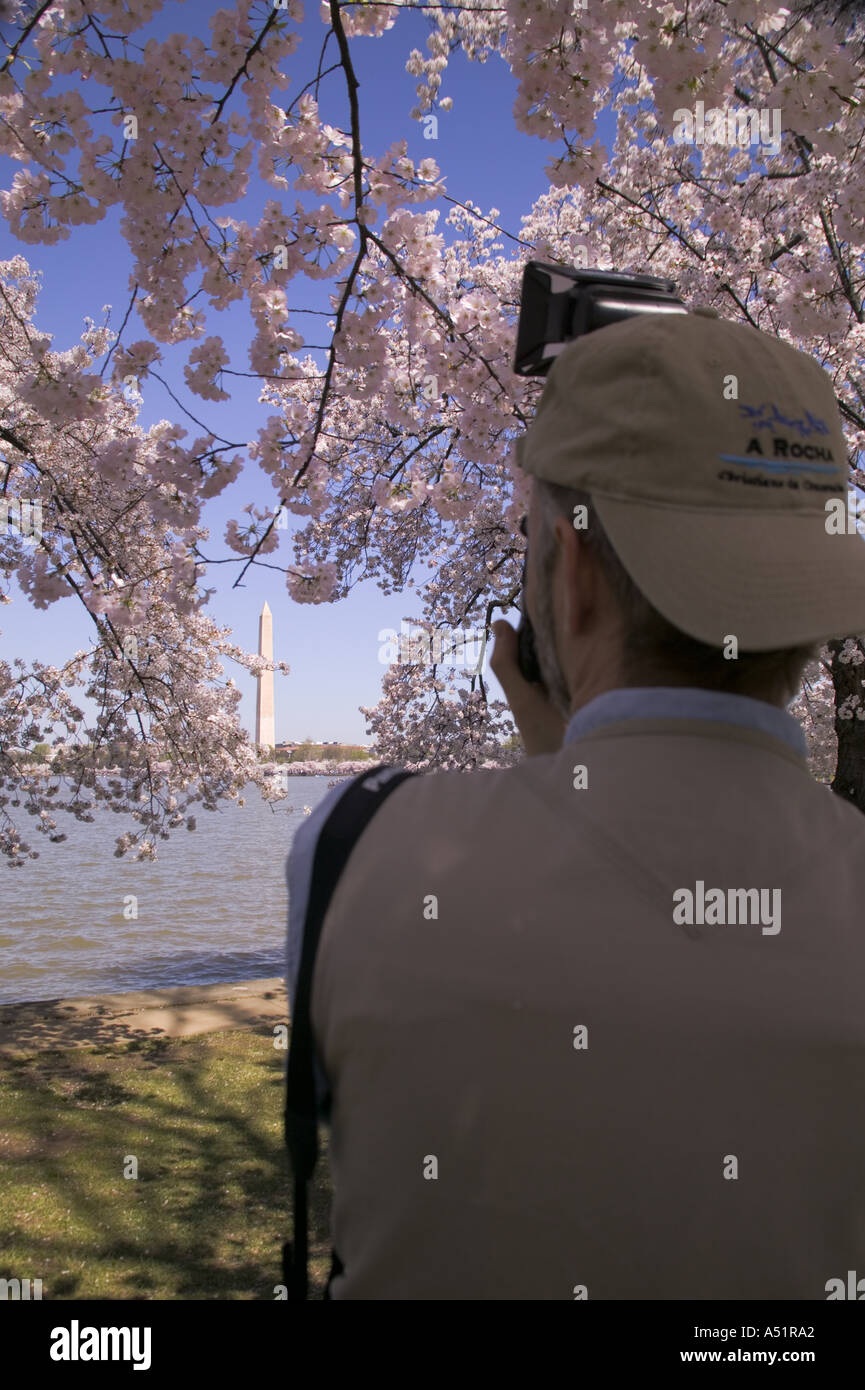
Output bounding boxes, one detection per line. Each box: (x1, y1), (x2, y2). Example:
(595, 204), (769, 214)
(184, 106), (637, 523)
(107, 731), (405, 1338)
(282, 765), (418, 1300)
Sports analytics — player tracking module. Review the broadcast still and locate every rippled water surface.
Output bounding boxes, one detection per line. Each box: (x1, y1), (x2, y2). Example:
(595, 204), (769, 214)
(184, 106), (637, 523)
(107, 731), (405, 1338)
(0, 778), (339, 1005)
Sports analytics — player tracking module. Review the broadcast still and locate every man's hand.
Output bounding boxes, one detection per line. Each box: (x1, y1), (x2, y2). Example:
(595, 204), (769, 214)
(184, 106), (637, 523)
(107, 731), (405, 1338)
(490, 621), (566, 757)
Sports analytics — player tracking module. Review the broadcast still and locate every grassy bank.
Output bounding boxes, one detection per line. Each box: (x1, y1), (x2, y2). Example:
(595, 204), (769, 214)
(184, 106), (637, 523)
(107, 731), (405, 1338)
(0, 1029), (332, 1299)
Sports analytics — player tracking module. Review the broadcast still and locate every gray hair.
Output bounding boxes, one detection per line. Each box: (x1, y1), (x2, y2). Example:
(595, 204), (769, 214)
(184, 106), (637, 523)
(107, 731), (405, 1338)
(534, 478), (817, 704)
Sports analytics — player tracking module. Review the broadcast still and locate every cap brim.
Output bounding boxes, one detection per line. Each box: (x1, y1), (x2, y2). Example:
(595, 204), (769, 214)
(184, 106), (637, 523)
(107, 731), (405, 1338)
(593, 497), (865, 649)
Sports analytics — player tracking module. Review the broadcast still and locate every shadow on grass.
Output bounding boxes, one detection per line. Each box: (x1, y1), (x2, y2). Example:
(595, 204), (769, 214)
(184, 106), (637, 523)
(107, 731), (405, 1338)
(0, 1028), (333, 1300)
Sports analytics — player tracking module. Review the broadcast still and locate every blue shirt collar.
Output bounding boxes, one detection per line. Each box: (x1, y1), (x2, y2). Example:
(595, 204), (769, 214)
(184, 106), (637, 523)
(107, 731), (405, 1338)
(563, 686), (808, 760)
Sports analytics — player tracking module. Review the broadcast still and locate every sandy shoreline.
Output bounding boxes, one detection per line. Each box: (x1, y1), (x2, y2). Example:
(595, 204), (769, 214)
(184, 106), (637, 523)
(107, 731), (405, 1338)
(0, 976), (287, 1056)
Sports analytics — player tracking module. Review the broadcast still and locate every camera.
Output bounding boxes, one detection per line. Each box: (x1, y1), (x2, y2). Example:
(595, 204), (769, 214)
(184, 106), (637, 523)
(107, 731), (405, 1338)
(512, 262), (687, 684)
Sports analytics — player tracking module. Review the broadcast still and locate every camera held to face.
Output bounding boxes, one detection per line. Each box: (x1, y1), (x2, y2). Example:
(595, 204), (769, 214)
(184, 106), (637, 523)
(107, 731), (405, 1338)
(512, 263), (686, 683)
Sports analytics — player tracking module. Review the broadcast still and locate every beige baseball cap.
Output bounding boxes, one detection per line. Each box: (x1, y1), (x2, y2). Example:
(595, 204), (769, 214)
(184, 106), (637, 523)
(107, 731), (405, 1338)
(515, 308), (865, 649)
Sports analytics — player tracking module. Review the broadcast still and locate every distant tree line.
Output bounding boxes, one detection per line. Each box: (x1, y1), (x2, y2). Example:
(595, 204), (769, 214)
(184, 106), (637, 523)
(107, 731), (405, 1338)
(274, 741), (373, 764)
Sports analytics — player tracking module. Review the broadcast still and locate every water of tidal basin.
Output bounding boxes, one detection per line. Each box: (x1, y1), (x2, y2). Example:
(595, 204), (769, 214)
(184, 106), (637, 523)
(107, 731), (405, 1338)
(0, 778), (342, 1006)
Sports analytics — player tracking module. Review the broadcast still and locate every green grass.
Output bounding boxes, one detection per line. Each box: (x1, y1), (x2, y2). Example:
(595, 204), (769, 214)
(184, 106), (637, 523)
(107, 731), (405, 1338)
(0, 1030), (333, 1300)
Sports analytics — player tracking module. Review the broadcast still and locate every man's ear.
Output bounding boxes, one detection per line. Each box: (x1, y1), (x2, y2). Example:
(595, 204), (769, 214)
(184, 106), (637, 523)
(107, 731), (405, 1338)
(555, 513), (596, 638)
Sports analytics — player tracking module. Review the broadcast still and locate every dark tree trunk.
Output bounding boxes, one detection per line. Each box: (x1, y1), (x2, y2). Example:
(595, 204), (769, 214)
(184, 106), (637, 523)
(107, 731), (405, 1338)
(828, 636), (865, 813)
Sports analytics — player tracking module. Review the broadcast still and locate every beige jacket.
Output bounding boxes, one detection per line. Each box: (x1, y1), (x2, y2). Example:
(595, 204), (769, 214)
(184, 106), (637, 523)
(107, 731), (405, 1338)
(310, 711), (865, 1299)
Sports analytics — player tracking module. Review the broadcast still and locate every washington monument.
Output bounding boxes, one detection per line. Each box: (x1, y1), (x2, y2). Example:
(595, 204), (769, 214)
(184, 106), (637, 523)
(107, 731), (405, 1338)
(256, 600), (275, 749)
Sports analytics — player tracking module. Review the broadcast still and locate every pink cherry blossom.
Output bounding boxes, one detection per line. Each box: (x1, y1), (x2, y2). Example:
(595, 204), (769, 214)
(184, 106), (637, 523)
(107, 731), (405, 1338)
(1, 1), (864, 859)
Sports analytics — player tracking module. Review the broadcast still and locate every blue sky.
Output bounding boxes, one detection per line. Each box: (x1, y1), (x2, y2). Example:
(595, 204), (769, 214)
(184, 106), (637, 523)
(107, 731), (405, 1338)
(6, 7), (858, 747)
(0, 0), (570, 744)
